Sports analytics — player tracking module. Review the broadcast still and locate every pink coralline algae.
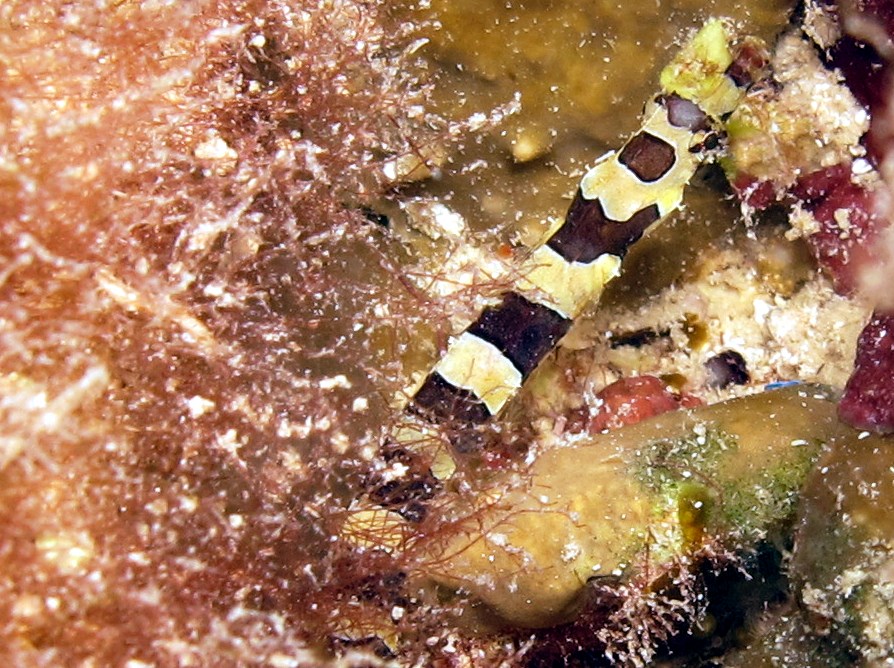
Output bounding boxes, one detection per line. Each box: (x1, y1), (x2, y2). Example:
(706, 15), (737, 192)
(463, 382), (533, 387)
(732, 163), (885, 299)
(825, 0), (894, 433)
(839, 311), (894, 433)
(791, 164), (883, 296)
(587, 375), (702, 433)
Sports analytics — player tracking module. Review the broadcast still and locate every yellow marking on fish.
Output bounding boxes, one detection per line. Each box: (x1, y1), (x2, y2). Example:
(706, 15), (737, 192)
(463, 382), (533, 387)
(580, 106), (699, 220)
(519, 246), (622, 319)
(434, 331), (523, 415)
(660, 18), (742, 118)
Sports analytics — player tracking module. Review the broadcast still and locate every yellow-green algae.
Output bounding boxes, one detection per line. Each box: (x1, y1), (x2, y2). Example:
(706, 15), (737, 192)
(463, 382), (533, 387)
(419, 384), (851, 628)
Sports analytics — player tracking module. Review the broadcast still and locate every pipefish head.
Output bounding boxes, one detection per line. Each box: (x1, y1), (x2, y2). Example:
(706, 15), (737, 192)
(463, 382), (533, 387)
(660, 18), (769, 120)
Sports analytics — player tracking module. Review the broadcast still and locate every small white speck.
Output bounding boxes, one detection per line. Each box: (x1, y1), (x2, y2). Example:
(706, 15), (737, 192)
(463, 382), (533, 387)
(194, 136), (236, 162)
(560, 542), (581, 563)
(489, 533), (508, 547)
(858, 431), (871, 440)
(468, 112), (488, 130)
(853, 158), (873, 174)
(753, 298), (773, 325)
(216, 429), (241, 456)
(204, 282), (225, 298)
(186, 395), (215, 418)
(269, 654), (299, 668)
(128, 552), (150, 566)
(429, 203), (466, 237)
(319, 375), (351, 390)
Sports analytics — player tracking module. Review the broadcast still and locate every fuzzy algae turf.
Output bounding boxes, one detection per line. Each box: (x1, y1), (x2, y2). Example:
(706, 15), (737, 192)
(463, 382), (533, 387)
(421, 384), (853, 628)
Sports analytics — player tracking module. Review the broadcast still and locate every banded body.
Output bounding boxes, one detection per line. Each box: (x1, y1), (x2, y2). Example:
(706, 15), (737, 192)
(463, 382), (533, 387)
(411, 19), (761, 432)
(348, 20), (767, 533)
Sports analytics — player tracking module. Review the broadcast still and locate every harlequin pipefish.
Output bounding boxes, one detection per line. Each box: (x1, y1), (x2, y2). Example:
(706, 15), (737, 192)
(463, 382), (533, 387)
(343, 19), (768, 542)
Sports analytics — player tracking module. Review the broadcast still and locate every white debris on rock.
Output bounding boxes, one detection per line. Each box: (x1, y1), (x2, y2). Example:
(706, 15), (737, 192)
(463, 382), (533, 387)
(570, 244), (869, 407)
(729, 31), (872, 190)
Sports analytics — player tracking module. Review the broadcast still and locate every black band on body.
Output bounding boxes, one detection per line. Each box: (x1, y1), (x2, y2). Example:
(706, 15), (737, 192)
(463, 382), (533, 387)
(466, 292), (571, 378)
(367, 469), (440, 524)
(548, 193), (660, 263)
(411, 371), (492, 424)
(618, 131), (677, 182)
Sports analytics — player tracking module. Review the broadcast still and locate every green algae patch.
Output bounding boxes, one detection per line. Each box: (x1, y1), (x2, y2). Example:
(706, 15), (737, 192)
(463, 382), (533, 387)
(634, 421), (822, 547)
(420, 384), (848, 628)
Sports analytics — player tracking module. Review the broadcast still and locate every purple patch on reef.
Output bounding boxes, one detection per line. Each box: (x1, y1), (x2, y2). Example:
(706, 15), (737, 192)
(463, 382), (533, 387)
(791, 165), (881, 296)
(839, 311), (894, 434)
(824, 0), (894, 162)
